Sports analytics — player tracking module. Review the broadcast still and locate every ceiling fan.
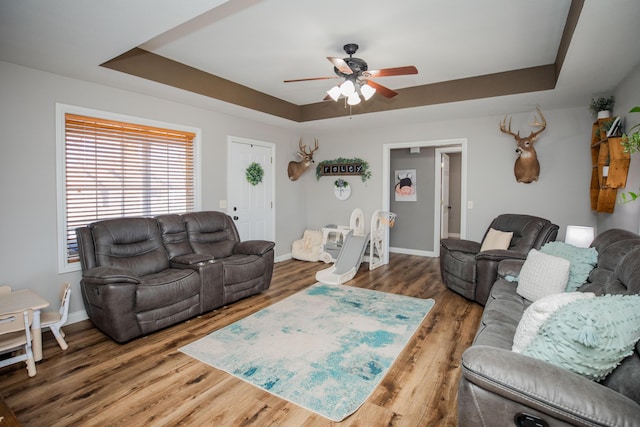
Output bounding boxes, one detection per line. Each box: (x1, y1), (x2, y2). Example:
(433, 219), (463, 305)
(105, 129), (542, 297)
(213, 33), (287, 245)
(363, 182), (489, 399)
(284, 43), (418, 105)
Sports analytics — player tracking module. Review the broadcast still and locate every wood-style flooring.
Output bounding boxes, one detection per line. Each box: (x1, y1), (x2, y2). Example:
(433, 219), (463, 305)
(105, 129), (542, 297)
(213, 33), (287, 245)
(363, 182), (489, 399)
(0, 254), (483, 426)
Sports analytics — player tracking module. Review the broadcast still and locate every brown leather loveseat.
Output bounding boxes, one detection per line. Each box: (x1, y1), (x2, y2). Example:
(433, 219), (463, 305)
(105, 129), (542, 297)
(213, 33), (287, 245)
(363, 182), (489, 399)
(76, 211), (275, 343)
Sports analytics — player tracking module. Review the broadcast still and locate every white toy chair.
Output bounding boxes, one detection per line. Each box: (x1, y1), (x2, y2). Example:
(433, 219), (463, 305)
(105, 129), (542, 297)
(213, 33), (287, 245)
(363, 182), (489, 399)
(291, 229), (324, 262)
(0, 309), (36, 377)
(40, 282), (71, 351)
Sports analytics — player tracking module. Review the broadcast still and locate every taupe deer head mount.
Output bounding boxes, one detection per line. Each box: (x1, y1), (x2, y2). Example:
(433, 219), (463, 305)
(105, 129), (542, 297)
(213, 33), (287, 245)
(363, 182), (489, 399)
(499, 108), (547, 184)
(287, 138), (319, 181)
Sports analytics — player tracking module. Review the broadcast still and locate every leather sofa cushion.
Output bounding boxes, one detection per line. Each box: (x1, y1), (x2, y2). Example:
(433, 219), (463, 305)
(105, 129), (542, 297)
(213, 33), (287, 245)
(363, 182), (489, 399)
(486, 214), (550, 253)
(135, 268), (200, 312)
(474, 280), (530, 350)
(156, 214), (193, 259)
(602, 347), (640, 405)
(92, 218), (170, 276)
(184, 211), (239, 258)
(587, 236), (640, 285)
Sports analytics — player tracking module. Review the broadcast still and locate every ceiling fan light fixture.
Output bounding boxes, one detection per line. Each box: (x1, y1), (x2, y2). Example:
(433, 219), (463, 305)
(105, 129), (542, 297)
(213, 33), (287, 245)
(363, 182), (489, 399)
(347, 93), (361, 106)
(360, 83), (376, 100)
(340, 80), (355, 97)
(327, 85), (341, 102)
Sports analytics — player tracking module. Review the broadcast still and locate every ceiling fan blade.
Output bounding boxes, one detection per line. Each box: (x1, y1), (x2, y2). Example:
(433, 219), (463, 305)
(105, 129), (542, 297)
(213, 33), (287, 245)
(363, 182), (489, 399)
(284, 76), (340, 83)
(327, 57), (353, 75)
(365, 80), (398, 98)
(364, 66), (418, 78)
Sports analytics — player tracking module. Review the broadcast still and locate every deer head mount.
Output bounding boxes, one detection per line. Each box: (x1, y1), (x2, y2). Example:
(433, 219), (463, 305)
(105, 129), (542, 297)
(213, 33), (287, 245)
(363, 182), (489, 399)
(499, 108), (547, 184)
(287, 138), (319, 181)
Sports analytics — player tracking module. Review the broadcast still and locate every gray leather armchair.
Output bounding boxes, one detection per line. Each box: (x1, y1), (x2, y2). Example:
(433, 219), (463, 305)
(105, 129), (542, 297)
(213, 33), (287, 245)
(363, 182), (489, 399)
(440, 214), (558, 305)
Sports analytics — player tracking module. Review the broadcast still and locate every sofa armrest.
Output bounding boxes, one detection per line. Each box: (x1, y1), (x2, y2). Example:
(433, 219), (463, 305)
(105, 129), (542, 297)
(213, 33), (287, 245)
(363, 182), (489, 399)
(170, 253), (215, 266)
(440, 238), (481, 254)
(460, 346), (640, 426)
(234, 240), (275, 256)
(475, 249), (527, 263)
(498, 258), (526, 278)
(82, 266), (140, 285)
(474, 250), (527, 305)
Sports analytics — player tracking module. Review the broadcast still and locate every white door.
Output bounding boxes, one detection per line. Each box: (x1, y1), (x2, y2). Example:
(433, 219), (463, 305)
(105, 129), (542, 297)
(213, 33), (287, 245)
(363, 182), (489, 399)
(227, 138), (274, 241)
(440, 153), (450, 239)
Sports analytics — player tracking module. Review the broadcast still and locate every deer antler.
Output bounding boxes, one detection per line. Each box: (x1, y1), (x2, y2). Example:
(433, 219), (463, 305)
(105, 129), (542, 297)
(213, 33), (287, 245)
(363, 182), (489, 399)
(299, 138), (319, 155)
(527, 108), (546, 142)
(500, 108), (547, 142)
(500, 116), (519, 137)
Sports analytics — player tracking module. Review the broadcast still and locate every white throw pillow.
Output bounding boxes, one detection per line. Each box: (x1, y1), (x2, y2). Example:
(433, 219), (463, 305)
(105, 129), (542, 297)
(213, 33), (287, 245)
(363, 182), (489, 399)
(516, 249), (570, 301)
(480, 228), (513, 252)
(512, 292), (595, 353)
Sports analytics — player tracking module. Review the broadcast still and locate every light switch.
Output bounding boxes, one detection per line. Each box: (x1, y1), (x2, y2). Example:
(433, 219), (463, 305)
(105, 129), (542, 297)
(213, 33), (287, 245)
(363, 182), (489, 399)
(219, 200), (227, 209)
(467, 201), (473, 209)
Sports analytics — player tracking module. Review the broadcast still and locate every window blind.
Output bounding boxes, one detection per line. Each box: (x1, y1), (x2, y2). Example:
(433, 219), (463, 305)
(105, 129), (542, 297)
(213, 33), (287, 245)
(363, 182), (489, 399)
(64, 113), (195, 263)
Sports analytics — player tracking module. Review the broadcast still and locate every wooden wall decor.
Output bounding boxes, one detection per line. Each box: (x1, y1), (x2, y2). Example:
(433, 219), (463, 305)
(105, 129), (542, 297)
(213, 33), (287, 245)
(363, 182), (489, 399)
(590, 118), (630, 213)
(316, 158), (371, 182)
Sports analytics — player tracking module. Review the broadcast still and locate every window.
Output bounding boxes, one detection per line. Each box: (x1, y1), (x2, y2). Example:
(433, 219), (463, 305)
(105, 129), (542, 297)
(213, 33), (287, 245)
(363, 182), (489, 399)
(57, 105), (200, 272)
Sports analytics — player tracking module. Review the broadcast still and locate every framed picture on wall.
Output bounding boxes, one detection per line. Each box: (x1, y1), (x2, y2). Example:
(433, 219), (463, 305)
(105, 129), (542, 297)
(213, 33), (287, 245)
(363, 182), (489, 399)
(394, 169), (416, 202)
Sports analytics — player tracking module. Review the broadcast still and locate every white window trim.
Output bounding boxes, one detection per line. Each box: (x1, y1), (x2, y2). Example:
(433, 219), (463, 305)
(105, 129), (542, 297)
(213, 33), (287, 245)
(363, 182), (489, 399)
(55, 103), (202, 273)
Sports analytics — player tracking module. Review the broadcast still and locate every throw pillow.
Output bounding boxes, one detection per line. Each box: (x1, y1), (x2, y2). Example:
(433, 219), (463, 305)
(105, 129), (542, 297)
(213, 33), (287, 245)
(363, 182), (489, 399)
(540, 241), (598, 292)
(480, 228), (513, 252)
(512, 292), (595, 353)
(523, 295), (640, 381)
(516, 249), (570, 301)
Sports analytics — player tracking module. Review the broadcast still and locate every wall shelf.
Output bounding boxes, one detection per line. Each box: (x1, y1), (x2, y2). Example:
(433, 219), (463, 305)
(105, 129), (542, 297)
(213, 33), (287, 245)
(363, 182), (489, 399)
(590, 119), (630, 213)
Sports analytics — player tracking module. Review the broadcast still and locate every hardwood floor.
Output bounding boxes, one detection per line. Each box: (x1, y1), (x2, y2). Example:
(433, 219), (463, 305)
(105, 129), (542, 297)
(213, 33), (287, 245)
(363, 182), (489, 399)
(0, 254), (482, 427)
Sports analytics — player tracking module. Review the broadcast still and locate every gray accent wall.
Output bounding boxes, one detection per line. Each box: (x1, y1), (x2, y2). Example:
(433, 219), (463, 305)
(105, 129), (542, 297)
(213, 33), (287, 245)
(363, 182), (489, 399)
(389, 147), (436, 252)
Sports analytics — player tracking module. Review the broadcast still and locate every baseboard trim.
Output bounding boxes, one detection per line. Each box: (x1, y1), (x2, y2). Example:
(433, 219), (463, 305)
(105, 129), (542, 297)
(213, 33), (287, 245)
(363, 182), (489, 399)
(67, 309), (89, 325)
(389, 247), (436, 257)
(275, 253), (292, 263)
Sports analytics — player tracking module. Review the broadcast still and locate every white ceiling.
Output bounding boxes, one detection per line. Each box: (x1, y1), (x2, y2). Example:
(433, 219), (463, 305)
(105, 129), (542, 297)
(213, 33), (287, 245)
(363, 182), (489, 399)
(1, 0), (640, 131)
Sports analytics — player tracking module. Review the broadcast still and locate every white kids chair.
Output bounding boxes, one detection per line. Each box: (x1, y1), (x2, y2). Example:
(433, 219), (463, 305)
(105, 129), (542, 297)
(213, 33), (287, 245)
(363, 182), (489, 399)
(40, 282), (71, 351)
(0, 309), (36, 377)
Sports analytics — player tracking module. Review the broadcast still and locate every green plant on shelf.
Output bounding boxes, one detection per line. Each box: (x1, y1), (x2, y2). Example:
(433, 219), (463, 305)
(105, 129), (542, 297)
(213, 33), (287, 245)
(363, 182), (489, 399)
(589, 96), (615, 114)
(619, 106), (640, 203)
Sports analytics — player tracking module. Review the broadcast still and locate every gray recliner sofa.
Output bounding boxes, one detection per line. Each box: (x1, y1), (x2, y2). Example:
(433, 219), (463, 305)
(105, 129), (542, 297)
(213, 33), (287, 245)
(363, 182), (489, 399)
(76, 211), (275, 343)
(458, 228), (640, 426)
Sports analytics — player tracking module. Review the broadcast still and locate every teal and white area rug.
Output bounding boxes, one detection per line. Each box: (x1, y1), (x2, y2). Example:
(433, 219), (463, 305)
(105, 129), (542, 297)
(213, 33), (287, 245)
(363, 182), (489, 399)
(180, 283), (435, 421)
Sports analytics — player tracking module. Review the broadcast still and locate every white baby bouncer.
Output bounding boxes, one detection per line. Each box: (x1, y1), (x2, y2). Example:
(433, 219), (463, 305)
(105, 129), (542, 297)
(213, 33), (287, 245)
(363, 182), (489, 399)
(315, 209), (396, 285)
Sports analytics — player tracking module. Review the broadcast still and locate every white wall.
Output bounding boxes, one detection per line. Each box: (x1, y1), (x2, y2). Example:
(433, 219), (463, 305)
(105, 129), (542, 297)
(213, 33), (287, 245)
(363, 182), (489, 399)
(598, 62), (640, 233)
(305, 106), (595, 243)
(0, 61), (304, 318)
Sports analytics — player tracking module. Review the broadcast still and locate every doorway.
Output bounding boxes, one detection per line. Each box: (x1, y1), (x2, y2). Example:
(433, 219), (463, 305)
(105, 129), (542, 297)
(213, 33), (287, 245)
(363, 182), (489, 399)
(435, 147), (463, 244)
(382, 138), (467, 261)
(227, 136), (275, 242)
